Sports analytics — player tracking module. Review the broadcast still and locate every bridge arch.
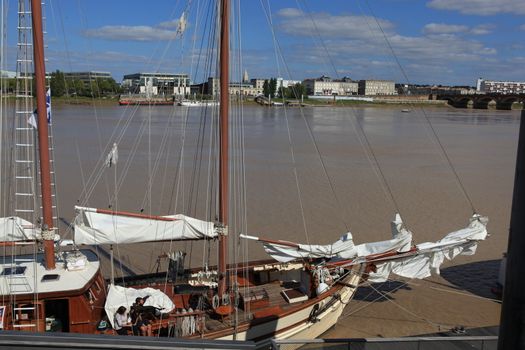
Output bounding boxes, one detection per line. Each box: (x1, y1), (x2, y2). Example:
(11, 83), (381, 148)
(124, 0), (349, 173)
(455, 97), (474, 109)
(497, 96), (524, 110)
(474, 96), (497, 109)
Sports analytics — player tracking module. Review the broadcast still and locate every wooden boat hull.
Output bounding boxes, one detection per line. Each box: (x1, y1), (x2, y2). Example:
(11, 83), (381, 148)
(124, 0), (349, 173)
(214, 271), (360, 348)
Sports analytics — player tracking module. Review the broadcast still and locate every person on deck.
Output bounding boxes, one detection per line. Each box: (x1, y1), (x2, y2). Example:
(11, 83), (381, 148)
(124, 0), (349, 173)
(130, 304), (153, 336)
(114, 306), (130, 335)
(133, 296), (162, 317)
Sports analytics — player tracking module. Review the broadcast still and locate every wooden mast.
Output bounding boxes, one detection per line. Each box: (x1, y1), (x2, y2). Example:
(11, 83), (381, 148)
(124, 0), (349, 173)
(218, 0), (229, 297)
(30, 0), (55, 270)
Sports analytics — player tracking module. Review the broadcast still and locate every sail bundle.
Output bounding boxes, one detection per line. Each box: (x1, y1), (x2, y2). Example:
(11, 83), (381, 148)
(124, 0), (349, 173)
(74, 206), (217, 245)
(243, 214), (488, 282)
(241, 214), (412, 263)
(0, 217), (40, 242)
(366, 214), (488, 282)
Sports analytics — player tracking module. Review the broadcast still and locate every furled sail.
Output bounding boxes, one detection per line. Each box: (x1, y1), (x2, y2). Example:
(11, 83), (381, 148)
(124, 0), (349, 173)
(74, 206), (217, 245)
(366, 214), (488, 283)
(241, 214), (413, 263)
(104, 284), (175, 328)
(0, 216), (40, 241)
(242, 214), (488, 284)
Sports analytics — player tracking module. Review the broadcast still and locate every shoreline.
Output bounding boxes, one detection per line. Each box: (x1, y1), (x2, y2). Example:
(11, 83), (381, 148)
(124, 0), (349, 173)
(5, 95), (522, 111)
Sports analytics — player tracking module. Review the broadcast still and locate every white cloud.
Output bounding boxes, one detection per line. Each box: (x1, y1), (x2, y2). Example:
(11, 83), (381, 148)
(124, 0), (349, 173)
(276, 8), (395, 40)
(277, 8), (304, 18)
(427, 0), (525, 16)
(423, 23), (494, 35)
(470, 24), (495, 35)
(277, 12), (496, 63)
(83, 25), (180, 41)
(423, 23), (468, 35)
(275, 10), (501, 84)
(159, 19), (183, 29)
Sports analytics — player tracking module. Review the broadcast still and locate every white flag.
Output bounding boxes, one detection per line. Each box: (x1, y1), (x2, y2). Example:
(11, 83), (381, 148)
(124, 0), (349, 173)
(105, 143), (118, 168)
(28, 88), (51, 129)
(176, 12), (187, 37)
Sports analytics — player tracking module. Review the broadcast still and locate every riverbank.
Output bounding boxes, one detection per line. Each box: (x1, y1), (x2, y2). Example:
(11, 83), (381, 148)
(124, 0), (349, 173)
(2, 94), (119, 105)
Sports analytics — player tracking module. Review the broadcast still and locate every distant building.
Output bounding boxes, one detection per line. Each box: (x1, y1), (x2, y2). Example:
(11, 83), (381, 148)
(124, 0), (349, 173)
(64, 71), (113, 85)
(303, 76), (358, 96)
(122, 73), (190, 96)
(476, 78), (483, 92)
(0, 70), (16, 78)
(277, 78), (301, 89)
(250, 79), (266, 93)
(478, 79), (525, 95)
(195, 77), (262, 97)
(207, 77), (220, 97)
(358, 80), (396, 96)
(229, 82), (259, 96)
(398, 84), (476, 96)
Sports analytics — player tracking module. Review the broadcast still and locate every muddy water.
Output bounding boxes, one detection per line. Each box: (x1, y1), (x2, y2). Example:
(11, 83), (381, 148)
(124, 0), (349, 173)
(49, 104), (517, 268)
(6, 103), (518, 336)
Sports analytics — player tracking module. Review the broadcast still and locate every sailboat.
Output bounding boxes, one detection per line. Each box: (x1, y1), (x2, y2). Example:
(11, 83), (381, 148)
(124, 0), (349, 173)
(0, 0), (489, 347)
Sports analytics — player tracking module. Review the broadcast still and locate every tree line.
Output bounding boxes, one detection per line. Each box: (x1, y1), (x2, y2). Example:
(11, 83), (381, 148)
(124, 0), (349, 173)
(50, 70), (121, 97)
(0, 70), (121, 97)
(263, 78), (307, 99)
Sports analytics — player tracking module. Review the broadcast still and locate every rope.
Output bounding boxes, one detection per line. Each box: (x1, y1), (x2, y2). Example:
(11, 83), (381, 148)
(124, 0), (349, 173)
(362, 0), (477, 215)
(259, 1), (351, 234)
(261, 0), (311, 246)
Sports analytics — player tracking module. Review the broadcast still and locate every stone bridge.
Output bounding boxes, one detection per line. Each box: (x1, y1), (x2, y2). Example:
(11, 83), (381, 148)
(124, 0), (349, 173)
(436, 93), (525, 110)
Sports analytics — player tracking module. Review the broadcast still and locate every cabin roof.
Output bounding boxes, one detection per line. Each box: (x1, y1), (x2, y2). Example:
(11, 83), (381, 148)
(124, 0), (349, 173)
(0, 249), (99, 295)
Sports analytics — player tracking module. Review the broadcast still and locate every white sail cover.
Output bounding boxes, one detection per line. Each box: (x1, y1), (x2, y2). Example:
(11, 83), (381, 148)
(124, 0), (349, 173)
(367, 214), (489, 283)
(0, 216), (40, 241)
(262, 232), (357, 263)
(104, 284), (175, 328)
(253, 214), (412, 263)
(74, 206), (217, 245)
(246, 214), (488, 283)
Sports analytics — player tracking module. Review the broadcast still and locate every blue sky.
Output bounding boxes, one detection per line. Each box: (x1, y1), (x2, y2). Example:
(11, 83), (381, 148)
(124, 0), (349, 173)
(4, 0), (525, 85)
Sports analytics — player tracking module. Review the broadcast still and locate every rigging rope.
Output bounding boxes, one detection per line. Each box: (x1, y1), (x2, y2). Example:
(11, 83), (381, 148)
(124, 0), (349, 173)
(261, 0), (312, 246)
(362, 0), (478, 215)
(259, 1), (351, 235)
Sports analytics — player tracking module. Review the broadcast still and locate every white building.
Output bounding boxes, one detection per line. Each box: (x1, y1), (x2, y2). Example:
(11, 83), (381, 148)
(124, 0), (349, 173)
(277, 77), (301, 89)
(477, 78), (525, 94)
(250, 79), (266, 92)
(0, 70), (16, 78)
(303, 76), (358, 96)
(122, 73), (190, 96)
(358, 80), (396, 96)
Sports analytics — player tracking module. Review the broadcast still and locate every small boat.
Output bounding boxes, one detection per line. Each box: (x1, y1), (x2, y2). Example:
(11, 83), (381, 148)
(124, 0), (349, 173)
(178, 100), (219, 107)
(401, 108), (412, 113)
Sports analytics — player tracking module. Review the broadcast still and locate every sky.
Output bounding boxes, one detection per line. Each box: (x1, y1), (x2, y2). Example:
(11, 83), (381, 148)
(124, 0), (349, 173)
(3, 0), (525, 86)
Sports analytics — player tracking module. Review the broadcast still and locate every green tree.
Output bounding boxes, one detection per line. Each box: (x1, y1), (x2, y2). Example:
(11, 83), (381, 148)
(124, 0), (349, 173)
(288, 82), (306, 99)
(277, 86), (288, 99)
(269, 78), (277, 97)
(262, 79), (270, 97)
(50, 70), (66, 97)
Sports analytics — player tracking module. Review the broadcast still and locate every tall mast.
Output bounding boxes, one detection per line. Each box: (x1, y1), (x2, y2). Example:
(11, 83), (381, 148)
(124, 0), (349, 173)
(218, 0), (229, 297)
(30, 0), (55, 270)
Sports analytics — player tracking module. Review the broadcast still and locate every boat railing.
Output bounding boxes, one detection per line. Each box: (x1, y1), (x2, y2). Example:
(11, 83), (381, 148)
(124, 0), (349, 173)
(271, 336), (498, 350)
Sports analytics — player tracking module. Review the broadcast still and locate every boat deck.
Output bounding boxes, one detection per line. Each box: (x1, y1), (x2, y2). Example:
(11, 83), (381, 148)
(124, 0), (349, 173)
(204, 281), (297, 332)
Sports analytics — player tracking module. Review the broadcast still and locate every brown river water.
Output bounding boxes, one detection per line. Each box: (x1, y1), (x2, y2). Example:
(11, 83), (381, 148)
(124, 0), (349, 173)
(4, 103), (519, 337)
